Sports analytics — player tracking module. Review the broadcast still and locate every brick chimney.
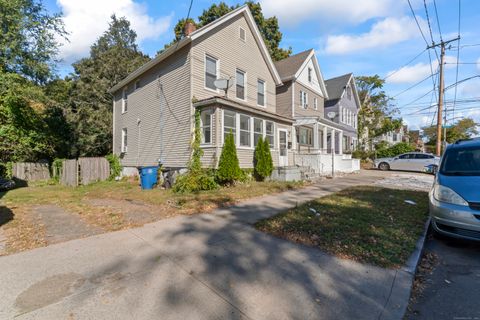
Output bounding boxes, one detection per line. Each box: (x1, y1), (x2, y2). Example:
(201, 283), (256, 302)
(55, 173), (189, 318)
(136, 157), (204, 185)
(183, 21), (196, 37)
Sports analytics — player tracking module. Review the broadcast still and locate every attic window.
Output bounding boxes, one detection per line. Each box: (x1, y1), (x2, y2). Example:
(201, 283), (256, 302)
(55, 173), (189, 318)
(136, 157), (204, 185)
(347, 86), (352, 100)
(239, 27), (246, 42)
(308, 68), (312, 83)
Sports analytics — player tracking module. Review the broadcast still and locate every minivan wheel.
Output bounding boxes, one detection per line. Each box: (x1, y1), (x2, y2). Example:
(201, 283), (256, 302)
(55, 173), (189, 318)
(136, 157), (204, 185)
(378, 162), (390, 171)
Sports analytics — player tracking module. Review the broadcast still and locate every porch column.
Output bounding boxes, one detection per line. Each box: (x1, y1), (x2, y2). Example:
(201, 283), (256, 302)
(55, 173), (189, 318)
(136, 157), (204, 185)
(313, 122), (320, 150)
(323, 126), (328, 153)
(339, 131), (343, 155)
(292, 126), (297, 150)
(330, 129), (335, 154)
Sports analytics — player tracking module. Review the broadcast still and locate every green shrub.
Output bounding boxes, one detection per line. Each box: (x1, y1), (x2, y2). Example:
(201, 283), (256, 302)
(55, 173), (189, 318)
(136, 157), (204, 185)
(254, 137), (273, 181)
(216, 132), (242, 185)
(239, 168), (254, 183)
(173, 110), (219, 193)
(376, 142), (415, 158)
(352, 150), (374, 160)
(173, 170), (218, 193)
(0, 162), (13, 178)
(105, 154), (122, 180)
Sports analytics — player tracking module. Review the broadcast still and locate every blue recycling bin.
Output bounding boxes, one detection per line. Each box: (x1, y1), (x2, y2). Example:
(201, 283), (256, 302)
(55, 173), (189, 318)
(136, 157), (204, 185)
(138, 166), (159, 190)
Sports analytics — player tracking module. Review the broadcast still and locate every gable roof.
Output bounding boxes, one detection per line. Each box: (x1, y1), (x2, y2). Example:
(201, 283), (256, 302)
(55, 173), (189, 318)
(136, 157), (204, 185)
(325, 73), (361, 109)
(325, 73), (352, 100)
(274, 49), (329, 98)
(110, 5), (281, 93)
(274, 49), (312, 80)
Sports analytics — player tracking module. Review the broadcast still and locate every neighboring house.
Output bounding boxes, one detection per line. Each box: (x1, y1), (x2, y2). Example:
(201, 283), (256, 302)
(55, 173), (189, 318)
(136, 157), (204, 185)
(373, 124), (408, 146)
(274, 50), (360, 174)
(324, 73), (361, 153)
(409, 129), (425, 152)
(110, 5), (294, 175)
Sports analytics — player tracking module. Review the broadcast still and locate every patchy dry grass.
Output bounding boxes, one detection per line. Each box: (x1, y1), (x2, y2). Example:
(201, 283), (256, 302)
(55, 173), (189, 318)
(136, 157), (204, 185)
(0, 179), (305, 254)
(256, 186), (429, 269)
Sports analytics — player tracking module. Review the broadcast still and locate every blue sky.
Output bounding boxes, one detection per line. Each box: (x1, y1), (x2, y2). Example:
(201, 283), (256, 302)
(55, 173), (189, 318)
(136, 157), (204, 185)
(45, 0), (480, 130)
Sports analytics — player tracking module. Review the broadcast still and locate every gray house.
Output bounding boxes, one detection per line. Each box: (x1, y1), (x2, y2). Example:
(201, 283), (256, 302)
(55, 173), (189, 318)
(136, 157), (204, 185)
(324, 73), (361, 152)
(110, 5), (294, 175)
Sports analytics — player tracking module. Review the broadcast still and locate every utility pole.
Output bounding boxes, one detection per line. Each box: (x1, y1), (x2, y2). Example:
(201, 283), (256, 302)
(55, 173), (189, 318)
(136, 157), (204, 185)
(428, 36), (460, 156)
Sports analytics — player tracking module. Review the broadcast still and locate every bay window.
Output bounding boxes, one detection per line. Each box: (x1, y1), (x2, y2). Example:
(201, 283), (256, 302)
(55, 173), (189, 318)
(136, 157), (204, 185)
(239, 114), (251, 147)
(200, 110), (212, 144)
(223, 110), (236, 143)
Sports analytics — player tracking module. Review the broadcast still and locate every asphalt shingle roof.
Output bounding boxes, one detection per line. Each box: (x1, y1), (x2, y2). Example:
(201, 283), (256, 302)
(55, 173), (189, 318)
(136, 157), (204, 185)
(325, 73), (352, 100)
(274, 49), (313, 80)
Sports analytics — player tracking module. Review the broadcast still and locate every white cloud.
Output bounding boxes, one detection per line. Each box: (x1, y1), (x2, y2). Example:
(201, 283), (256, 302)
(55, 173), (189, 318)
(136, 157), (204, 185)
(57, 0), (172, 63)
(260, 0), (401, 26)
(386, 55), (458, 84)
(324, 16), (421, 55)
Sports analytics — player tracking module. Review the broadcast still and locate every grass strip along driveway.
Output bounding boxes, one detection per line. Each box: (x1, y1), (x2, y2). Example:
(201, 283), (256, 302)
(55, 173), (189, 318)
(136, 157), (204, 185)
(256, 186), (429, 268)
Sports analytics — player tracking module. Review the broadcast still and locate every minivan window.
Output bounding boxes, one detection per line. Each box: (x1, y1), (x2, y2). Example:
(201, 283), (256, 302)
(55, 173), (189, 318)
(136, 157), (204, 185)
(440, 147), (480, 176)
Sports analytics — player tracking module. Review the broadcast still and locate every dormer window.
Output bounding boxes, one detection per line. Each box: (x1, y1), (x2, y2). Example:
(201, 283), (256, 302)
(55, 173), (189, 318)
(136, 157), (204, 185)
(308, 68), (312, 83)
(239, 27), (246, 42)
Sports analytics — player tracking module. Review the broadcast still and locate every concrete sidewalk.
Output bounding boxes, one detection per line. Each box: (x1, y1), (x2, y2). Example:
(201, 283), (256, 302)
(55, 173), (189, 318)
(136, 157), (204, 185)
(0, 171), (414, 320)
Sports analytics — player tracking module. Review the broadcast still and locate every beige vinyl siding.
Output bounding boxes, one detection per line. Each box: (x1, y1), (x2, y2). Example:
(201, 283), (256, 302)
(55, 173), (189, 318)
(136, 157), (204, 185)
(113, 45), (192, 168)
(191, 14), (277, 114)
(294, 82), (325, 118)
(275, 81), (293, 117)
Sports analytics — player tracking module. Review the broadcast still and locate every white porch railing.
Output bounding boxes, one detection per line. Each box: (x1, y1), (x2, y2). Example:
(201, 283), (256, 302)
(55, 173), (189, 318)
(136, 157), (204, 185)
(293, 151), (360, 175)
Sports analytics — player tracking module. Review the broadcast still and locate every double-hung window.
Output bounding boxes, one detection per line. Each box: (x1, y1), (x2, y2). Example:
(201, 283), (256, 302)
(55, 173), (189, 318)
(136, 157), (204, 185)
(200, 110), (212, 144)
(257, 79), (265, 106)
(254, 118), (263, 146)
(223, 110), (236, 143)
(314, 97), (318, 110)
(239, 114), (251, 147)
(236, 69), (245, 100)
(121, 128), (128, 153)
(122, 88), (128, 113)
(308, 68), (312, 83)
(300, 91), (308, 109)
(205, 55), (218, 90)
(265, 121), (274, 148)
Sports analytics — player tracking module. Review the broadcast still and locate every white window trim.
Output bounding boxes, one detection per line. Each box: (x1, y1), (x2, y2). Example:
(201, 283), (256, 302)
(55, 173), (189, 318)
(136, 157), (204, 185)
(238, 113), (252, 149)
(257, 79), (266, 108)
(235, 68), (247, 102)
(121, 128), (128, 153)
(265, 120), (275, 149)
(121, 88), (127, 114)
(239, 27), (246, 42)
(204, 53), (220, 93)
(308, 67), (312, 83)
(200, 110), (213, 146)
(313, 97), (318, 110)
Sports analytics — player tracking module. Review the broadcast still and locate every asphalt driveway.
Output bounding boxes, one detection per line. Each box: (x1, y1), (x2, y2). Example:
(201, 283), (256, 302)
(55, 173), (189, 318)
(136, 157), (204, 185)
(406, 233), (480, 320)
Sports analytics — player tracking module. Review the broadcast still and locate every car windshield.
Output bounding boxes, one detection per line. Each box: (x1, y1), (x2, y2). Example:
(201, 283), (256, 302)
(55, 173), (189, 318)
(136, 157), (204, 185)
(440, 146), (480, 176)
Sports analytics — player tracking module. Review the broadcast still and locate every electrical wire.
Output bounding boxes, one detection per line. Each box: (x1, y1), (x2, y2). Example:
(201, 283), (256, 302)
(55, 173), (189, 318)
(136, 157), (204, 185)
(392, 72), (438, 98)
(407, 0), (430, 46)
(423, 0), (440, 62)
(383, 49), (427, 80)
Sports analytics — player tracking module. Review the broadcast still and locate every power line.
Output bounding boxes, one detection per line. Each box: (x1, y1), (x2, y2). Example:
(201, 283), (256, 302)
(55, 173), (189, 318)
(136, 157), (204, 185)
(392, 72), (438, 98)
(453, 0), (462, 120)
(407, 0), (430, 46)
(423, 0), (440, 62)
(384, 49), (427, 80)
(433, 0), (443, 41)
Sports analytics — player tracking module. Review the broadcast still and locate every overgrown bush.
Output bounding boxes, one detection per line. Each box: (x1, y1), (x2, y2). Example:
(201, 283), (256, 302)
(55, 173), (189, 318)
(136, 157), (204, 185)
(238, 168), (254, 183)
(216, 132), (242, 185)
(0, 162), (13, 178)
(352, 150), (374, 160)
(376, 142), (415, 158)
(254, 137), (273, 181)
(51, 158), (65, 182)
(105, 154), (122, 180)
(173, 110), (218, 193)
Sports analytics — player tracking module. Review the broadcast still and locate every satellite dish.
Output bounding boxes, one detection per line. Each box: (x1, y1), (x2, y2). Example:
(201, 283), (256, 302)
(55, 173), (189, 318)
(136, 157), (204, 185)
(327, 111), (336, 120)
(214, 78), (230, 90)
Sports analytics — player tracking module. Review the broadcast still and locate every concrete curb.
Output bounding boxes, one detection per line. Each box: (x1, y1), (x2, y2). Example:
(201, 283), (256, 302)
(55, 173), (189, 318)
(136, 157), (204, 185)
(379, 217), (431, 320)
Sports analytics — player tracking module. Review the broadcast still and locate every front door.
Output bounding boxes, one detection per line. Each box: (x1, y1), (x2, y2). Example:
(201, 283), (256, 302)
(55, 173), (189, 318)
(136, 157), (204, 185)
(278, 129), (288, 167)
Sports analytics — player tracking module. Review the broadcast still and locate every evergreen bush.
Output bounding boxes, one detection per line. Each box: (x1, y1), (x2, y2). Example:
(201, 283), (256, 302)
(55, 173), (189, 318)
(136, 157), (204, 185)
(254, 138), (273, 181)
(216, 132), (241, 185)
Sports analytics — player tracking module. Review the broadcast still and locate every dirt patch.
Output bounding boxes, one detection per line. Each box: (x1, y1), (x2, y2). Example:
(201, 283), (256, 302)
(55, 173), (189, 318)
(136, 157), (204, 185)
(85, 198), (161, 226)
(31, 205), (102, 244)
(407, 248), (439, 312)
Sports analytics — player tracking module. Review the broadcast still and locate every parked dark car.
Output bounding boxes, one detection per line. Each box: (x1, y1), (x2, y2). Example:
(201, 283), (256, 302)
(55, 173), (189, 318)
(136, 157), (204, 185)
(0, 178), (15, 191)
(429, 138), (480, 241)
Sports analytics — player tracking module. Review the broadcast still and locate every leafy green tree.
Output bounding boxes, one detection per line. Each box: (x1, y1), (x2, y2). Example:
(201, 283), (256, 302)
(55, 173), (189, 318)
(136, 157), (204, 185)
(254, 137), (273, 181)
(422, 118), (479, 146)
(69, 15), (150, 157)
(161, 2), (291, 61)
(216, 132), (242, 184)
(356, 75), (402, 149)
(0, 0), (67, 84)
(376, 142), (415, 158)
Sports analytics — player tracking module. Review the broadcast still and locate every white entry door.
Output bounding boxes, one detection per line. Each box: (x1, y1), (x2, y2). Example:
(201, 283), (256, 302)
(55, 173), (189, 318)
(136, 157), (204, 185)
(278, 129), (288, 167)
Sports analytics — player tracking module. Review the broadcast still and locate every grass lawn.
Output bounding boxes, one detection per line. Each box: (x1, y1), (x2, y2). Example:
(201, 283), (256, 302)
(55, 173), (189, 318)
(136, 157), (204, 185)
(255, 186), (429, 269)
(0, 179), (305, 254)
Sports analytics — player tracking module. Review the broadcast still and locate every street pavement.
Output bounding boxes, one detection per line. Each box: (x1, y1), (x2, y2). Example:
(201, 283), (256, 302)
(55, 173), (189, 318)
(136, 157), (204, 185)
(1, 171), (419, 320)
(405, 233), (480, 320)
